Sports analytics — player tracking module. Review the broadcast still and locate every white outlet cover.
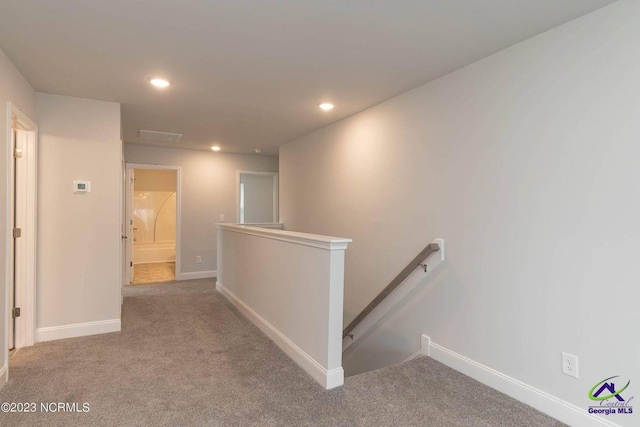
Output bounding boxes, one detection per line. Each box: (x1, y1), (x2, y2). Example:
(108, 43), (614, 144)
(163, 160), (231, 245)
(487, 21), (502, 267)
(562, 352), (579, 378)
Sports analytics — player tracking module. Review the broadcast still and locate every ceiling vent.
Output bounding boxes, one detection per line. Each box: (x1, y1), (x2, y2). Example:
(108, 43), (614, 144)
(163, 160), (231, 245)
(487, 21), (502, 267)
(139, 129), (183, 143)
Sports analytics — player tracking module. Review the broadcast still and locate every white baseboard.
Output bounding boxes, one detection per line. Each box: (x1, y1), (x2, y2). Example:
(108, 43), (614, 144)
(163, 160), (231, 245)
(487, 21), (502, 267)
(420, 335), (621, 427)
(403, 350), (422, 363)
(36, 319), (121, 343)
(216, 281), (343, 390)
(178, 270), (217, 280)
(403, 335), (431, 363)
(0, 364), (7, 389)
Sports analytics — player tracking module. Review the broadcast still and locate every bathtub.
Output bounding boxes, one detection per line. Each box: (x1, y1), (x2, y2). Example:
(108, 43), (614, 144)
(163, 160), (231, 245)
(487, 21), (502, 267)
(133, 241), (176, 264)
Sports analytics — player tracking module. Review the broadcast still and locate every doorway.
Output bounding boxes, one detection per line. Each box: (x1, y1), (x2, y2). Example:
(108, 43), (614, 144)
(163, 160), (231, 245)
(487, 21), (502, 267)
(236, 171), (279, 224)
(6, 102), (37, 357)
(124, 164), (181, 285)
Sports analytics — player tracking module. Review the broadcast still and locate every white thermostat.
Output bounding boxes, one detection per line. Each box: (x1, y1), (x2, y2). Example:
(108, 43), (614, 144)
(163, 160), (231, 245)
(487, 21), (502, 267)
(73, 180), (91, 193)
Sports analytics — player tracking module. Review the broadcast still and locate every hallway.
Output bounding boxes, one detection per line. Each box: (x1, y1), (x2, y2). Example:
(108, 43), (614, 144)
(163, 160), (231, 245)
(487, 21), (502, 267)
(0, 280), (561, 426)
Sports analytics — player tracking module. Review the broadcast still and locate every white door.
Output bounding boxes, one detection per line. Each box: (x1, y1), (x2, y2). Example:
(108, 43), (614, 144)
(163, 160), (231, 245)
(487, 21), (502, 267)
(124, 168), (135, 285)
(9, 128), (29, 350)
(121, 156), (126, 297)
(8, 128), (16, 350)
(13, 129), (28, 347)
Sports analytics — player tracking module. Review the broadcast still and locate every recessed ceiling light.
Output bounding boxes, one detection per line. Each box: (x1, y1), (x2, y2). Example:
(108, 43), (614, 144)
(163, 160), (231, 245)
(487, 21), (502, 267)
(318, 102), (334, 111)
(211, 145), (221, 152)
(255, 148), (262, 153)
(149, 78), (171, 88)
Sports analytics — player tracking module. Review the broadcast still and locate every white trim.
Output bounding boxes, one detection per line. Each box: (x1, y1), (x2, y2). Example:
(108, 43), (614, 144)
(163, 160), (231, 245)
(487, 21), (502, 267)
(236, 170), (279, 224)
(0, 364), (7, 389)
(124, 163), (182, 281)
(36, 319), (121, 343)
(403, 336), (430, 363)
(216, 223), (352, 250)
(420, 335), (621, 427)
(179, 270), (217, 280)
(4, 105), (9, 380)
(242, 223), (284, 230)
(216, 281), (344, 389)
(403, 348), (423, 363)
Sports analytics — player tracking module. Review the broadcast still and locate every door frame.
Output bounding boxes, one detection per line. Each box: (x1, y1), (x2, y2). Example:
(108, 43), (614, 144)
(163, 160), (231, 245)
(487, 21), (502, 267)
(124, 163), (182, 283)
(4, 102), (38, 367)
(236, 170), (279, 223)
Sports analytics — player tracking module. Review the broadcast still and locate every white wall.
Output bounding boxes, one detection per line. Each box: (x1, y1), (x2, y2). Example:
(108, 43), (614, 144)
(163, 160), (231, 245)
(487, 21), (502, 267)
(124, 144), (278, 274)
(216, 223), (350, 389)
(241, 173), (275, 223)
(280, 1), (640, 425)
(0, 46), (36, 384)
(36, 93), (122, 340)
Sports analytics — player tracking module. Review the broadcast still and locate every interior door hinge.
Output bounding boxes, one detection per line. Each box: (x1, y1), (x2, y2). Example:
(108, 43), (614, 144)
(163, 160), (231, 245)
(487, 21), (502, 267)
(130, 262), (133, 267)
(12, 227), (22, 239)
(12, 307), (21, 318)
(13, 148), (22, 158)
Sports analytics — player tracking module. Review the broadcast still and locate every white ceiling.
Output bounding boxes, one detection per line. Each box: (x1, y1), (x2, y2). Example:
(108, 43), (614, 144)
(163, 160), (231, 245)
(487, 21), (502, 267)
(0, 0), (615, 155)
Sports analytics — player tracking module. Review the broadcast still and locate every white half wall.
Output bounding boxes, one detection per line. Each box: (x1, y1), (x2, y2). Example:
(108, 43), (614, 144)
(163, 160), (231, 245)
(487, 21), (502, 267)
(216, 223), (351, 389)
(37, 93), (122, 338)
(123, 144), (278, 275)
(280, 1), (640, 425)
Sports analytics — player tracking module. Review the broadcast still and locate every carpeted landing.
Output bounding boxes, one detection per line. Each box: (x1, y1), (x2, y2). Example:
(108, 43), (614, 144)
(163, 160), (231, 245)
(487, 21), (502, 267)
(0, 280), (564, 426)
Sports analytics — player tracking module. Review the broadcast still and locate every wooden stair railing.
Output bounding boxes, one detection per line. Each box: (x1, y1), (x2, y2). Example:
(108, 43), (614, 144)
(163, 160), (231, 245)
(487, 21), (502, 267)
(343, 243), (440, 339)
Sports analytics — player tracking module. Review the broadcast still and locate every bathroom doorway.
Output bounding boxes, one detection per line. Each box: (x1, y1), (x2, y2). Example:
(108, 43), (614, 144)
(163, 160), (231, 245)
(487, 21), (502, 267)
(124, 164), (181, 285)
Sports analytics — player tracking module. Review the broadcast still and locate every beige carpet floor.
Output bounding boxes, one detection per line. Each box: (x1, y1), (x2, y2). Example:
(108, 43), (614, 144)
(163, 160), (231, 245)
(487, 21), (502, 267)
(0, 279), (564, 426)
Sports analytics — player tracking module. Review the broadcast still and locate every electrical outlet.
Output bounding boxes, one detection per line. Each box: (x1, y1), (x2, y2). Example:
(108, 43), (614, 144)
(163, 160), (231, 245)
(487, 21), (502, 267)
(562, 352), (579, 378)
(196, 256), (202, 264)
(219, 214), (225, 222)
